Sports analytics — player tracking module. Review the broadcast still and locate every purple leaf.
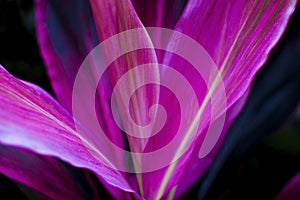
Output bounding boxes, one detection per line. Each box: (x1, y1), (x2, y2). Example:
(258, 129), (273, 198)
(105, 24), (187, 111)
(0, 65), (140, 199)
(35, 0), (129, 170)
(29, 0), (298, 199)
(132, 0), (186, 29)
(275, 172), (300, 200)
(35, 0), (98, 112)
(0, 145), (84, 200)
(143, 0), (297, 198)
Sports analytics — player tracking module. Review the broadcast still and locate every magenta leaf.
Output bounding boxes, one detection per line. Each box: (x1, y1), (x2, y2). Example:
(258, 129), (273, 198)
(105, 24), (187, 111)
(0, 145), (84, 200)
(35, 0), (99, 112)
(11, 0), (298, 199)
(275, 172), (300, 200)
(132, 0), (186, 29)
(0, 65), (140, 199)
(144, 1), (298, 198)
(35, 0), (131, 165)
(197, 6), (300, 197)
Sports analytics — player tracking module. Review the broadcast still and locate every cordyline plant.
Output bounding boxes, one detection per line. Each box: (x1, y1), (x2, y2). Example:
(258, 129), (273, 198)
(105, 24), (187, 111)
(0, 0), (298, 199)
